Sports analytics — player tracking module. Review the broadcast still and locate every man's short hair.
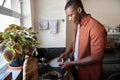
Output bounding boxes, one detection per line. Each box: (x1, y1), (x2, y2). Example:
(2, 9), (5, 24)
(65, 0), (84, 11)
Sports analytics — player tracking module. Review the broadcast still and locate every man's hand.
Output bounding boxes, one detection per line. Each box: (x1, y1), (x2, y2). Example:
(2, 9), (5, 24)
(59, 61), (73, 70)
(58, 52), (67, 62)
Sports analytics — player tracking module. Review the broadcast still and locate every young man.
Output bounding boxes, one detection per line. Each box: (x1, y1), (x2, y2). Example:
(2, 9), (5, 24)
(58, 0), (107, 80)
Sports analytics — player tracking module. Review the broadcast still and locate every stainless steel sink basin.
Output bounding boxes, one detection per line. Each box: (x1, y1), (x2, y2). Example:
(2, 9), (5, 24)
(38, 65), (66, 80)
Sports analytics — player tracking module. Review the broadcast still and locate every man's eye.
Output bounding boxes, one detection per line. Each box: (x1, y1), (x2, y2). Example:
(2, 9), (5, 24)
(70, 14), (72, 17)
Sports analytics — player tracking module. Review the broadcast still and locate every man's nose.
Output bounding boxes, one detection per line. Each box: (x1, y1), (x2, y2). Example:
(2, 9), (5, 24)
(68, 17), (72, 21)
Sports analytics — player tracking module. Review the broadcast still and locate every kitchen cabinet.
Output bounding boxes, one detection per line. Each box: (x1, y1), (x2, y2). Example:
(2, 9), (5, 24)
(102, 48), (120, 80)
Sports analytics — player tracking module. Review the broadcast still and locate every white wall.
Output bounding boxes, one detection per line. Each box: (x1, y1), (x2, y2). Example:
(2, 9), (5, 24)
(22, 0), (32, 27)
(82, 0), (120, 26)
(66, 18), (74, 50)
(32, 0), (66, 48)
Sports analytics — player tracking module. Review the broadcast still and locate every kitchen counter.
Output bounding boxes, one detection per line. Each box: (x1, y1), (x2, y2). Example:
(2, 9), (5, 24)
(103, 48), (120, 64)
(102, 48), (120, 80)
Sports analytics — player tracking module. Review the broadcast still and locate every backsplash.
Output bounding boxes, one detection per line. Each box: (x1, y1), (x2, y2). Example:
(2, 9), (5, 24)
(36, 47), (65, 61)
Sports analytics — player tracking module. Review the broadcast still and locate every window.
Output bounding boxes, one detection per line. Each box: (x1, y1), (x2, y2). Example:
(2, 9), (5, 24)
(0, 53), (7, 70)
(0, 0), (4, 5)
(0, 14), (20, 32)
(0, 0), (11, 9)
(0, 0), (22, 70)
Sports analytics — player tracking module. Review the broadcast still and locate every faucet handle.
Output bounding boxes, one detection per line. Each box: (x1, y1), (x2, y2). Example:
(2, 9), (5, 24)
(40, 57), (46, 61)
(40, 57), (46, 63)
(39, 57), (47, 66)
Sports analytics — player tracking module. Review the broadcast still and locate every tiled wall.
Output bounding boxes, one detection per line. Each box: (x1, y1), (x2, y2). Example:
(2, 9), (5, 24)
(36, 47), (65, 61)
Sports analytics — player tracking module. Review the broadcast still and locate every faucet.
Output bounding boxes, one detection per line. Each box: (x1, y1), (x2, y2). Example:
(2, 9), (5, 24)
(39, 57), (47, 67)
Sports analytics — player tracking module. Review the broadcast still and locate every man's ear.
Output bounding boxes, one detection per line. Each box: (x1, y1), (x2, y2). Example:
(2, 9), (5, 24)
(77, 7), (82, 14)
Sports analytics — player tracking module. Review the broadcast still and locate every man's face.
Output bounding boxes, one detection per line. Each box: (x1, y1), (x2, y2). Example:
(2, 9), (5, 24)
(65, 6), (81, 24)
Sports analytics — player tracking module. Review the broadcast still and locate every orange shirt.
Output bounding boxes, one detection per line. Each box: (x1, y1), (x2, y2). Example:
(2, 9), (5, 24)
(73, 14), (107, 80)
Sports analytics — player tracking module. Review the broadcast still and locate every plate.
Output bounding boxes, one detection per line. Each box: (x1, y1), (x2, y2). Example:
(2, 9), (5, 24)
(49, 57), (63, 67)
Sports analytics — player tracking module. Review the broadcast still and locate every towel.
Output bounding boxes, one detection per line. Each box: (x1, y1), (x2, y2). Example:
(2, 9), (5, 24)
(39, 20), (49, 30)
(49, 20), (58, 34)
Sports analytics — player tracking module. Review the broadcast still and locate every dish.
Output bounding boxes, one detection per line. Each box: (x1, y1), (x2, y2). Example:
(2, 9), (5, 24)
(49, 57), (63, 67)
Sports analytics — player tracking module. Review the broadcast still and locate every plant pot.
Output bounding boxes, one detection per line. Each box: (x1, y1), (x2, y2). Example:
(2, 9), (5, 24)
(8, 57), (23, 70)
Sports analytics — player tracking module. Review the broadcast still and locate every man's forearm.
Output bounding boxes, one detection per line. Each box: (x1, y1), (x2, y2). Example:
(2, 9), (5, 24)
(70, 56), (98, 66)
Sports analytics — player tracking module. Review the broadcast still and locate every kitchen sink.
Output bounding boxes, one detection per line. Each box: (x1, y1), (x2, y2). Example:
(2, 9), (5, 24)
(38, 65), (66, 80)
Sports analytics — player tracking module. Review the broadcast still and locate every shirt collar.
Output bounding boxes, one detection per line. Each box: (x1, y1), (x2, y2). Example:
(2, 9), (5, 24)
(80, 14), (91, 27)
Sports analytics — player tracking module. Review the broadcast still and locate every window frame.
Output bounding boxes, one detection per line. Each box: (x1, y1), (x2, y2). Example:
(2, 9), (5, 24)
(0, 0), (23, 70)
(0, 53), (8, 71)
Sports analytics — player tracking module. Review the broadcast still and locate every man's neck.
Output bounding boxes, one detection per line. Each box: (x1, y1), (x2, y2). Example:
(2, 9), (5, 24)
(81, 12), (87, 23)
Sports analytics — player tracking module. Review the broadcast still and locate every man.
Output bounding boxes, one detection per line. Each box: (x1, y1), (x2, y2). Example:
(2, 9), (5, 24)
(58, 0), (107, 80)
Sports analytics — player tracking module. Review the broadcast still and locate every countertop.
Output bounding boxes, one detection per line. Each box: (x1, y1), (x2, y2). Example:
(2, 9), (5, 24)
(102, 48), (120, 80)
(103, 48), (120, 64)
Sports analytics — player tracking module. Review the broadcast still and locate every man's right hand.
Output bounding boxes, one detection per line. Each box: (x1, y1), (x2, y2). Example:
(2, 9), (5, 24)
(57, 52), (67, 62)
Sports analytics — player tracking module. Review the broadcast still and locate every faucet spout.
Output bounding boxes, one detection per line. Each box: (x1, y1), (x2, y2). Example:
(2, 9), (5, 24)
(39, 57), (47, 67)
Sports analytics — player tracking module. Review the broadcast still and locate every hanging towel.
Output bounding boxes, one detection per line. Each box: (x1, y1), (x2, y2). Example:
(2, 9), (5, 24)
(49, 20), (58, 34)
(39, 20), (49, 30)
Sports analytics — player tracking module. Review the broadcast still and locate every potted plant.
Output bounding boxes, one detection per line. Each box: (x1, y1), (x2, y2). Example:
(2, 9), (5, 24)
(0, 24), (38, 70)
